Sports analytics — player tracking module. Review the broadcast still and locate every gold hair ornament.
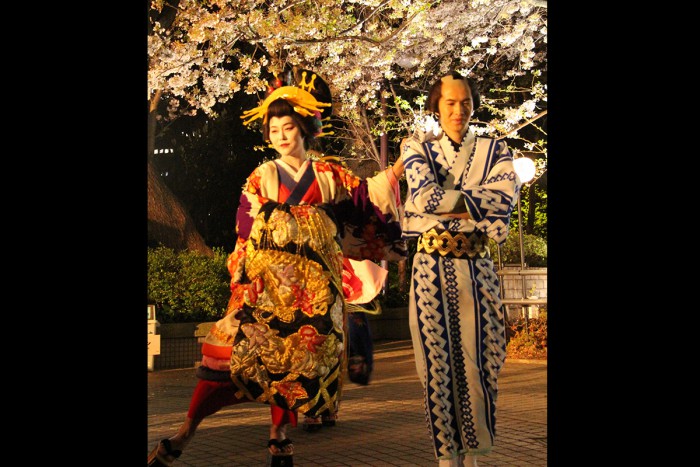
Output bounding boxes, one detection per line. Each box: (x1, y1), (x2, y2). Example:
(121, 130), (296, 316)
(240, 71), (332, 126)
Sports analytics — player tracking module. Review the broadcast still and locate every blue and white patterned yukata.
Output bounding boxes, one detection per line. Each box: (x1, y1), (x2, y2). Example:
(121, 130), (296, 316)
(401, 127), (521, 461)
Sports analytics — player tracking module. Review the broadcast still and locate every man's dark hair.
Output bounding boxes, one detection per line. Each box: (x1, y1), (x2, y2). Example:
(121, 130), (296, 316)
(426, 71), (481, 113)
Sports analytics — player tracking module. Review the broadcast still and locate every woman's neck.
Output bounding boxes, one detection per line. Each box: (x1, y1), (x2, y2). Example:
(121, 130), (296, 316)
(279, 151), (306, 171)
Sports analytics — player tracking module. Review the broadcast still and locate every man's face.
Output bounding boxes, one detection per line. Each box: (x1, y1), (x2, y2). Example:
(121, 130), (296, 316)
(438, 76), (473, 140)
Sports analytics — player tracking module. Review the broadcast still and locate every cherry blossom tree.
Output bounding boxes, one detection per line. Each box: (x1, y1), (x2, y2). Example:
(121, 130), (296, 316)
(148, 0), (547, 251)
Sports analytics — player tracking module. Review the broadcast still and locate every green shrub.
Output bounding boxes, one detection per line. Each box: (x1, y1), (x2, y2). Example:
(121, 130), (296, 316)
(492, 233), (547, 267)
(147, 246), (230, 323)
(380, 276), (410, 308)
(377, 239), (416, 309)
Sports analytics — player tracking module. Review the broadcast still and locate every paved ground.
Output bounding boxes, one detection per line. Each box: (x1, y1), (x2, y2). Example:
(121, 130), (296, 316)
(148, 339), (547, 466)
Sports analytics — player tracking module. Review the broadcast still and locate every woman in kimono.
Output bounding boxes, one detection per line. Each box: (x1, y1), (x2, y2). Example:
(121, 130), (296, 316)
(148, 70), (406, 466)
(401, 72), (521, 467)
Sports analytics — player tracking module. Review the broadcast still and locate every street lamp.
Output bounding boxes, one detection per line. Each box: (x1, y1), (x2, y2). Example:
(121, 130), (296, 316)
(514, 156), (536, 185)
(512, 156), (536, 329)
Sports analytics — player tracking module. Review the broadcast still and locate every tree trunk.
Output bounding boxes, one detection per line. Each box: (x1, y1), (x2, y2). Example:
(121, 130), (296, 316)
(526, 183), (536, 235)
(398, 259), (407, 293)
(147, 90), (213, 257)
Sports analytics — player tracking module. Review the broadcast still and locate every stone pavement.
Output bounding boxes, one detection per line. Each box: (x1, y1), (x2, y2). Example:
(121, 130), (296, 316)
(147, 339), (547, 466)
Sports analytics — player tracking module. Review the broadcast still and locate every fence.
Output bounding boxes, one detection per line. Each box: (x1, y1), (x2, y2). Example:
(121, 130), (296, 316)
(498, 265), (547, 322)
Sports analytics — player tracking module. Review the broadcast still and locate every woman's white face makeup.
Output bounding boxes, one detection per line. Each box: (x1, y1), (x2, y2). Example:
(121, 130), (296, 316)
(268, 115), (305, 159)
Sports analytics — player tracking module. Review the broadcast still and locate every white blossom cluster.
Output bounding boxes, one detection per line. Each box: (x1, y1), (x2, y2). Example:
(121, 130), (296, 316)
(148, 0), (547, 168)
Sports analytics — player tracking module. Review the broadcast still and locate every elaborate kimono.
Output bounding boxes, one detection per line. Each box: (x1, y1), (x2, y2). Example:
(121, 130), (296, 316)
(198, 157), (406, 419)
(401, 128), (521, 460)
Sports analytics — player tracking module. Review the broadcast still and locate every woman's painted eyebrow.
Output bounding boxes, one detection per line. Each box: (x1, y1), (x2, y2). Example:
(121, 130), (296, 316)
(270, 123), (295, 129)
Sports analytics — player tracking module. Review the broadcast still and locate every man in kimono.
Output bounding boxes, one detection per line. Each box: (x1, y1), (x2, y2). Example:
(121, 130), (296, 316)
(401, 72), (522, 467)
